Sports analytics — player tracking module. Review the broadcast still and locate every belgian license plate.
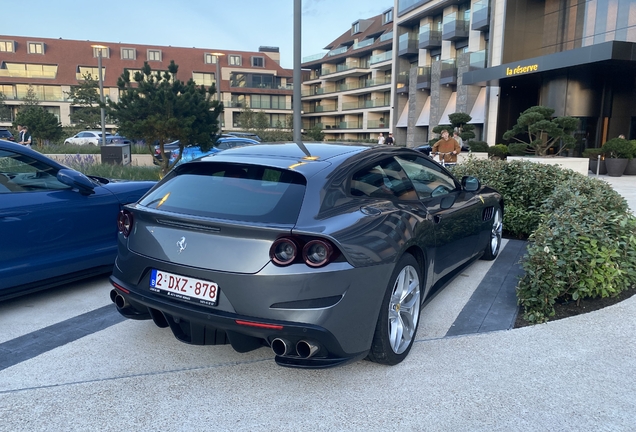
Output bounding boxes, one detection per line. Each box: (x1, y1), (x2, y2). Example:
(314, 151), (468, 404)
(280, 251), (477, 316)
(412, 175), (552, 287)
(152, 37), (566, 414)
(150, 269), (219, 306)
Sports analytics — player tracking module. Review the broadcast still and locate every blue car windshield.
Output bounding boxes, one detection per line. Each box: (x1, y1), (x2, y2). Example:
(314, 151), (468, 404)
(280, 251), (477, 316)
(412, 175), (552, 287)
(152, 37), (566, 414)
(139, 162), (306, 224)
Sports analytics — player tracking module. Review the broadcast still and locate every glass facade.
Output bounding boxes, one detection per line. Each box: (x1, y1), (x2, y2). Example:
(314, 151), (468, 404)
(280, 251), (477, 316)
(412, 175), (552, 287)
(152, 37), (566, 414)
(0, 63), (57, 79)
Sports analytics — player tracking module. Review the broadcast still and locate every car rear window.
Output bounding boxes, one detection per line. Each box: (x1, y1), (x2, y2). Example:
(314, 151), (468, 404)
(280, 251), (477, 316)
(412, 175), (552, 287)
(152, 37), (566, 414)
(139, 162), (306, 224)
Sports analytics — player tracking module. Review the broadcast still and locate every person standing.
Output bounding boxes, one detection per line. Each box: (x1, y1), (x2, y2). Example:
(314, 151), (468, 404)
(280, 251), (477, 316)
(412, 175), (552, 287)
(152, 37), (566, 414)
(377, 132), (385, 145)
(19, 126), (32, 148)
(453, 131), (464, 150)
(432, 130), (461, 164)
(16, 125), (24, 143)
(385, 133), (394, 146)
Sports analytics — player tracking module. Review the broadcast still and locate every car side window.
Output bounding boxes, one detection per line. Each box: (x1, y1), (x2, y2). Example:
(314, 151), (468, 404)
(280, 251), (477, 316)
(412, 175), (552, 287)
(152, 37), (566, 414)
(350, 157), (418, 201)
(395, 155), (458, 199)
(0, 150), (69, 193)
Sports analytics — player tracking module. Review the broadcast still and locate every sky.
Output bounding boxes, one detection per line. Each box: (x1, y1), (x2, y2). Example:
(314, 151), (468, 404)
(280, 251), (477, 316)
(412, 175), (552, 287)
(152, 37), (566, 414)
(2, 0), (394, 69)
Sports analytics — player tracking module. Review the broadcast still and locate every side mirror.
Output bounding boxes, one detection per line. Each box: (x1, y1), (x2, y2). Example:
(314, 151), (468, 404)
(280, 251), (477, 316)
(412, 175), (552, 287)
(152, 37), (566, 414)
(461, 176), (480, 192)
(57, 169), (95, 195)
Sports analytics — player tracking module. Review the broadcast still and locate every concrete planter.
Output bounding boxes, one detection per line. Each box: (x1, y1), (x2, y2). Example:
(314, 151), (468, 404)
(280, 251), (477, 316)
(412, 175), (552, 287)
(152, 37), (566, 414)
(623, 158), (636, 175)
(605, 158), (628, 177)
(507, 156), (589, 176)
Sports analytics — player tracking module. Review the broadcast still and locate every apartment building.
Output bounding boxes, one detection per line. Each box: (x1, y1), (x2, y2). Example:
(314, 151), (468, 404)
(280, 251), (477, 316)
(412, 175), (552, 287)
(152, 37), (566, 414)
(0, 36), (294, 133)
(300, 9), (395, 142)
(394, 0), (636, 151)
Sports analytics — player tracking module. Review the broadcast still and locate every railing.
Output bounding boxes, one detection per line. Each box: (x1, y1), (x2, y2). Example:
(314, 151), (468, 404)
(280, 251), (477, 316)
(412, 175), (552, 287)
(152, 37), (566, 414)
(440, 59), (457, 85)
(442, 12), (470, 40)
(321, 61), (369, 76)
(419, 24), (442, 48)
(370, 50), (392, 64)
(398, 33), (418, 53)
(342, 99), (389, 110)
(417, 66), (431, 89)
(379, 31), (393, 42)
(353, 39), (375, 50)
(469, 50), (487, 69)
(367, 119), (389, 128)
(303, 52), (327, 63)
(304, 103), (338, 113)
(327, 46), (348, 57)
(338, 121), (363, 129)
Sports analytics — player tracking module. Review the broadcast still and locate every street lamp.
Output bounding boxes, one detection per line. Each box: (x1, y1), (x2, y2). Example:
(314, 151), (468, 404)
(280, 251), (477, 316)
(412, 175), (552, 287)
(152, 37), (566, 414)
(91, 45), (107, 146)
(210, 52), (225, 133)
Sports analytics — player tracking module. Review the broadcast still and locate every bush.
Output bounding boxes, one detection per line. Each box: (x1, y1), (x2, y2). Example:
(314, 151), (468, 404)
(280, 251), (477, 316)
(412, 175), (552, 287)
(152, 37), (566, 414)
(517, 179), (636, 323)
(602, 138), (634, 159)
(508, 143), (531, 156)
(487, 144), (508, 160)
(61, 154), (161, 180)
(468, 141), (489, 152)
(581, 147), (603, 159)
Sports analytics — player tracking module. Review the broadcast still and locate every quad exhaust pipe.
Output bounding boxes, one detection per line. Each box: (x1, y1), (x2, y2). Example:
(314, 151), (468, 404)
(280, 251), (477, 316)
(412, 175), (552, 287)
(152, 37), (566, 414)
(271, 338), (320, 359)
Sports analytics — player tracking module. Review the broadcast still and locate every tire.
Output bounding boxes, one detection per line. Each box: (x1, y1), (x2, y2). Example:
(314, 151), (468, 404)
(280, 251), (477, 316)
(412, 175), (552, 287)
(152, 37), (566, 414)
(481, 206), (502, 261)
(367, 254), (422, 365)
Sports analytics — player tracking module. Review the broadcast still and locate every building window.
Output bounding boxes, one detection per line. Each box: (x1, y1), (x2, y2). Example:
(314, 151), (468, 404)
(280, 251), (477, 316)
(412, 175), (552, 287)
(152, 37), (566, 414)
(229, 55), (242, 66)
(0, 40), (15, 52)
(383, 9), (393, 24)
(251, 56), (264, 67)
(93, 46), (109, 58)
(352, 22), (360, 34)
(77, 66), (105, 81)
(0, 63), (58, 79)
(192, 72), (215, 86)
(121, 48), (136, 60)
(147, 49), (162, 61)
(28, 42), (44, 54)
(204, 53), (222, 64)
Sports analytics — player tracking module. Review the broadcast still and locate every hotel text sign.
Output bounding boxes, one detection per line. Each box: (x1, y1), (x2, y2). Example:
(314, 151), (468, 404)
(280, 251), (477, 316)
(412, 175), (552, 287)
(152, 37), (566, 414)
(506, 64), (539, 76)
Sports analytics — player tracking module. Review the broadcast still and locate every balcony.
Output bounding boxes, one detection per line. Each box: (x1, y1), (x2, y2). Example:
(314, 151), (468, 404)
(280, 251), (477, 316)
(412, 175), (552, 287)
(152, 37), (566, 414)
(398, 33), (418, 57)
(419, 24), (442, 50)
(396, 71), (409, 94)
(469, 50), (487, 71)
(327, 46), (348, 57)
(353, 38), (375, 50)
(342, 99), (389, 110)
(442, 13), (470, 41)
(337, 121), (363, 129)
(370, 50), (392, 65)
(367, 119), (389, 129)
(379, 31), (393, 42)
(440, 59), (457, 85)
(416, 67), (431, 90)
(303, 52), (327, 63)
(304, 102), (338, 113)
(472, 1), (490, 31)
(321, 60), (369, 77)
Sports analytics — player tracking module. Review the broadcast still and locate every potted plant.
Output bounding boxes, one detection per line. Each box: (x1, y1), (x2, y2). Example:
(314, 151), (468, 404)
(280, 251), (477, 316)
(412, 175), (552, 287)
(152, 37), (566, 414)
(625, 140), (636, 175)
(601, 138), (632, 177)
(582, 148), (606, 175)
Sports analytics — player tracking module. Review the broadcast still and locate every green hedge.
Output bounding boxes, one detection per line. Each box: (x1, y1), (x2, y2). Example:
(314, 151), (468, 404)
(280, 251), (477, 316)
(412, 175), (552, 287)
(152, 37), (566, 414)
(451, 159), (636, 323)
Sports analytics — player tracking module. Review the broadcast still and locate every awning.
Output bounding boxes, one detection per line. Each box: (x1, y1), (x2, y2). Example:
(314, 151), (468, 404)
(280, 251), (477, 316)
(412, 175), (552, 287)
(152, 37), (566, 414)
(396, 103), (409, 128)
(438, 92), (457, 125)
(468, 87), (486, 124)
(415, 97), (431, 126)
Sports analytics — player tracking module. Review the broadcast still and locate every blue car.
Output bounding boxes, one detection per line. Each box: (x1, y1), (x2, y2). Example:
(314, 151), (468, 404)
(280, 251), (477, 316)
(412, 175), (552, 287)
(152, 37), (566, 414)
(169, 136), (260, 166)
(0, 140), (155, 300)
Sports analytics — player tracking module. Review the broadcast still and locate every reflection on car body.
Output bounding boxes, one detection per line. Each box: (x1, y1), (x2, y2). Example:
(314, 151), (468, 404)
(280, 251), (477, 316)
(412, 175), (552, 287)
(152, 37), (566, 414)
(0, 139), (155, 300)
(110, 143), (503, 368)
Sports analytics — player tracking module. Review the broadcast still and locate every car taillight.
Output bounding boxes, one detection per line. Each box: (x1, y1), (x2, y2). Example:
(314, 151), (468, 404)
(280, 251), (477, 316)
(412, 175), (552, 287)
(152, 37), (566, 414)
(270, 237), (337, 268)
(270, 238), (298, 266)
(117, 210), (134, 237)
(303, 240), (334, 268)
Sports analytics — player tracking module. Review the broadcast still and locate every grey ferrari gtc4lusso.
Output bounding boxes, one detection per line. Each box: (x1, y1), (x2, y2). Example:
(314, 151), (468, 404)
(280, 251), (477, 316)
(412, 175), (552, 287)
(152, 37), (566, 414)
(109, 143), (503, 368)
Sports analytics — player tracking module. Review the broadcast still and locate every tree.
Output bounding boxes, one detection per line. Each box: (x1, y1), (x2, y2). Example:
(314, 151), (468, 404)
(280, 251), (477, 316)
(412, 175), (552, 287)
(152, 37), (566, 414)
(432, 112), (475, 142)
(0, 92), (12, 122)
(503, 106), (578, 156)
(14, 107), (63, 148)
(305, 124), (324, 141)
(14, 86), (63, 147)
(66, 72), (101, 130)
(108, 61), (223, 174)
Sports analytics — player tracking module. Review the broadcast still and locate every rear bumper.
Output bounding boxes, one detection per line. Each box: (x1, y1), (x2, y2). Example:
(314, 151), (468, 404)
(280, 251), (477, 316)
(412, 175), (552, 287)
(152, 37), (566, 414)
(109, 255), (393, 368)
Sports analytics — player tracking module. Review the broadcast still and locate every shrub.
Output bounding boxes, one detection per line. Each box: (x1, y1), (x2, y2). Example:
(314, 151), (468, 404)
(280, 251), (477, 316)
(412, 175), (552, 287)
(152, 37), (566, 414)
(581, 147), (603, 159)
(487, 144), (508, 160)
(602, 138), (633, 159)
(468, 141), (489, 152)
(517, 179), (636, 323)
(508, 143), (531, 156)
